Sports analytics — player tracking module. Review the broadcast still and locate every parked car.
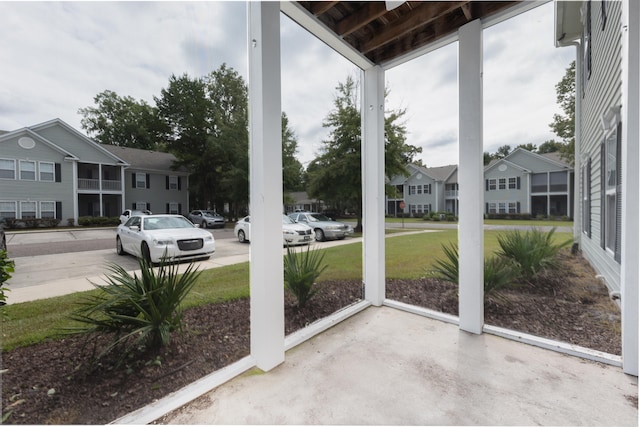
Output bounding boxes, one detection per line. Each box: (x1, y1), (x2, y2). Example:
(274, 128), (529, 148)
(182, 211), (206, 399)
(116, 214), (215, 264)
(119, 209), (151, 224)
(288, 212), (354, 242)
(187, 210), (225, 229)
(234, 215), (315, 246)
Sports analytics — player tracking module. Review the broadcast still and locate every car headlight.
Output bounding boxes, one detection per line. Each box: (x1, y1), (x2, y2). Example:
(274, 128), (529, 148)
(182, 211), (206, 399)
(283, 230), (295, 235)
(204, 235), (213, 242)
(153, 238), (174, 246)
(327, 225), (340, 230)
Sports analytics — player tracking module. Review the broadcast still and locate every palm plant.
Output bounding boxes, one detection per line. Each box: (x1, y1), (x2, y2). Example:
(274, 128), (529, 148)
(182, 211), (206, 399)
(428, 243), (518, 301)
(283, 244), (327, 308)
(496, 227), (572, 282)
(68, 255), (201, 357)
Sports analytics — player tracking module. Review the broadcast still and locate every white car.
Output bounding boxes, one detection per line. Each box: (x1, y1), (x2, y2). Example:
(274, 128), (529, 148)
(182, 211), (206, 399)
(234, 215), (314, 246)
(117, 214), (215, 264)
(119, 209), (151, 224)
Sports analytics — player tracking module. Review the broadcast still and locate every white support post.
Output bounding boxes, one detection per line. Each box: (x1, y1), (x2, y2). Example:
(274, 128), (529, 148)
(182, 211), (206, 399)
(362, 66), (386, 306)
(457, 19), (484, 334)
(620, 0), (639, 377)
(247, 1), (285, 372)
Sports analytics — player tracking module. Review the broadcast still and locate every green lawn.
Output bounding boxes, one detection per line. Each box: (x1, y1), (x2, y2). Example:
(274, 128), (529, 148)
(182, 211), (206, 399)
(384, 217), (573, 228)
(1, 229), (572, 351)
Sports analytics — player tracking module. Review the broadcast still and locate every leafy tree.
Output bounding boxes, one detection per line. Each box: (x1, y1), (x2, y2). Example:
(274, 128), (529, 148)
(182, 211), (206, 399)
(483, 151), (493, 166)
(494, 144), (512, 159)
(550, 61), (575, 164)
(282, 112), (304, 192)
(78, 90), (166, 150)
(516, 143), (537, 152)
(537, 139), (564, 154)
(306, 75), (420, 231)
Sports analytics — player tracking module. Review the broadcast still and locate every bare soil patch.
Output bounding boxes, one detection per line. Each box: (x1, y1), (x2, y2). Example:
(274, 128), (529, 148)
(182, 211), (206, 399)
(1, 252), (621, 424)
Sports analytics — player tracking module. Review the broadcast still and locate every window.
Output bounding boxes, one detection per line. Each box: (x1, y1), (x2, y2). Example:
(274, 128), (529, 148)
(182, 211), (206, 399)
(0, 159), (16, 179)
(136, 173), (147, 189)
(0, 201), (17, 219)
(603, 124), (621, 261)
(498, 178), (506, 190)
(19, 160), (36, 180)
(408, 185), (416, 195)
(498, 202), (507, 214)
(508, 177), (517, 189)
(417, 185), (422, 195)
(487, 179), (497, 191)
(40, 201), (56, 218)
(582, 0), (592, 87)
(168, 203), (179, 214)
(20, 201), (37, 219)
(549, 171), (568, 192)
(487, 203), (497, 214)
(531, 173), (548, 193)
(425, 184), (431, 194)
(135, 202), (148, 211)
(508, 202), (518, 214)
(583, 158), (591, 237)
(39, 162), (55, 181)
(168, 175), (178, 190)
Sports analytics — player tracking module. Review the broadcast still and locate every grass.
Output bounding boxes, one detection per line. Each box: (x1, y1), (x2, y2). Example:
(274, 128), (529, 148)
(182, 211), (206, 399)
(2, 229), (573, 351)
(384, 217), (573, 228)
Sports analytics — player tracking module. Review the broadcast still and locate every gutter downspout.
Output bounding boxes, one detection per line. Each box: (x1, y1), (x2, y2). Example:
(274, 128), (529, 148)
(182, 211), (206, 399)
(569, 41), (582, 243)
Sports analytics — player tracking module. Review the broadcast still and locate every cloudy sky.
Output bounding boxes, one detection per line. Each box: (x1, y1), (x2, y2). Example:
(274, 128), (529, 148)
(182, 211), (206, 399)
(1, 1), (575, 168)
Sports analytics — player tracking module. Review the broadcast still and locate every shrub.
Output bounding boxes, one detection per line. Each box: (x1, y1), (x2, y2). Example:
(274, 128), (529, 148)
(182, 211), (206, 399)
(428, 243), (518, 300)
(283, 244), (327, 308)
(496, 227), (572, 282)
(68, 256), (201, 358)
(422, 214), (431, 221)
(78, 216), (120, 227)
(4, 218), (61, 229)
(0, 249), (15, 306)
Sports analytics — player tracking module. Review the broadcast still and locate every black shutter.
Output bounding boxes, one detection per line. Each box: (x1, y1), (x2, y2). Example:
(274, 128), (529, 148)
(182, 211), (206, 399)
(166, 203), (169, 213)
(485, 203), (489, 214)
(516, 202), (520, 214)
(132, 203), (136, 209)
(56, 201), (62, 219)
(586, 158), (592, 238)
(132, 174), (136, 188)
(178, 177), (182, 190)
(485, 180), (489, 191)
(516, 177), (521, 190)
(166, 176), (169, 190)
(178, 203), (182, 214)
(146, 174), (150, 189)
(55, 163), (61, 182)
(146, 203), (151, 212)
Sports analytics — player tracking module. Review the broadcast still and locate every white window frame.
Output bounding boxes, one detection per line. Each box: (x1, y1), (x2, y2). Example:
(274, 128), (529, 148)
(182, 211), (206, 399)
(19, 160), (36, 181)
(168, 202), (179, 214)
(487, 202), (497, 214)
(604, 126), (618, 255)
(135, 202), (148, 211)
(508, 177), (517, 189)
(508, 202), (518, 214)
(136, 173), (147, 189)
(39, 162), (55, 182)
(40, 201), (56, 218)
(408, 185), (416, 195)
(417, 185), (422, 195)
(488, 178), (497, 191)
(0, 159), (16, 180)
(498, 202), (507, 214)
(498, 178), (506, 190)
(168, 175), (179, 190)
(20, 201), (37, 219)
(0, 201), (17, 219)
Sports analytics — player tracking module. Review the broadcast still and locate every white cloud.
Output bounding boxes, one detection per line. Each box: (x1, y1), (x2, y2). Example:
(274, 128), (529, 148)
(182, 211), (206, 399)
(1, 1), (575, 170)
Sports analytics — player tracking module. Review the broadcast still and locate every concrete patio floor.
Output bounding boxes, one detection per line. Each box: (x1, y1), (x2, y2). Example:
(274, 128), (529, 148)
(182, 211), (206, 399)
(156, 306), (637, 425)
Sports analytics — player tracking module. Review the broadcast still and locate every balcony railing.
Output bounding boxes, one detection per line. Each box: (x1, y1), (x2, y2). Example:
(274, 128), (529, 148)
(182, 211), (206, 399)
(445, 190), (458, 198)
(78, 178), (122, 191)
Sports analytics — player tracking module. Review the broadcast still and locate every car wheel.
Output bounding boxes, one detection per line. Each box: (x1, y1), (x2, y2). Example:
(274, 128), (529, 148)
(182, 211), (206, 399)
(237, 230), (247, 243)
(315, 228), (325, 242)
(116, 236), (126, 255)
(201, 220), (208, 229)
(141, 242), (152, 265)
(337, 235), (346, 240)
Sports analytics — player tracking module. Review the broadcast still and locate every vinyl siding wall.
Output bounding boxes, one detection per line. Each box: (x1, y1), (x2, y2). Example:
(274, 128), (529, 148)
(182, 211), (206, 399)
(124, 170), (189, 215)
(578, 0), (622, 293)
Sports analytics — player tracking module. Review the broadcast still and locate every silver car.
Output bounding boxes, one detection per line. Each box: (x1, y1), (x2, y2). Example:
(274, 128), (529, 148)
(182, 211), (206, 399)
(188, 210), (226, 229)
(288, 212), (354, 242)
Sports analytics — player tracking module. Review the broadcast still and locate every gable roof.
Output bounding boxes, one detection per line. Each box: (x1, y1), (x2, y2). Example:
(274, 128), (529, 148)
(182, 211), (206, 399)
(0, 127), (79, 160)
(485, 148), (572, 173)
(101, 144), (187, 175)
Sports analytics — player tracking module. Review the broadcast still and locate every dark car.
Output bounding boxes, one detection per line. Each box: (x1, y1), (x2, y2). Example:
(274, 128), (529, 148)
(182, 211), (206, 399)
(188, 210), (226, 229)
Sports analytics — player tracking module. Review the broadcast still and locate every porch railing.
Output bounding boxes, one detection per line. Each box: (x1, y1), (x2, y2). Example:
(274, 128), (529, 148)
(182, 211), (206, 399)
(77, 178), (122, 191)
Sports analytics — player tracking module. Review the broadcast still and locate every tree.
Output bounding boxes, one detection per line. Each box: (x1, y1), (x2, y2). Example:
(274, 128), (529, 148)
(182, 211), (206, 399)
(78, 90), (166, 150)
(306, 75), (420, 231)
(281, 112), (304, 192)
(494, 144), (512, 159)
(537, 139), (564, 154)
(550, 61), (575, 164)
(516, 143), (537, 152)
(483, 151), (493, 166)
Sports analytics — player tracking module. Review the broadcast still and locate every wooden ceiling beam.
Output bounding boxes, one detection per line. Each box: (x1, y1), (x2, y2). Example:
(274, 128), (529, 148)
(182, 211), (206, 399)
(360, 1), (469, 54)
(335, 2), (388, 37)
(309, 1), (339, 16)
(461, 3), (473, 21)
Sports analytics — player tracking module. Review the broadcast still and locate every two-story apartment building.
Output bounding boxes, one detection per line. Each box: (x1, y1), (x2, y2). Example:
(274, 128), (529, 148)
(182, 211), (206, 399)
(0, 118), (189, 225)
(387, 148), (573, 218)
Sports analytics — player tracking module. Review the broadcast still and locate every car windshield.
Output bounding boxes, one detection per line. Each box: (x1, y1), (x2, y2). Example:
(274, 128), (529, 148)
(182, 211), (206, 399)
(309, 214), (332, 222)
(282, 215), (295, 224)
(143, 216), (194, 230)
(203, 211), (220, 218)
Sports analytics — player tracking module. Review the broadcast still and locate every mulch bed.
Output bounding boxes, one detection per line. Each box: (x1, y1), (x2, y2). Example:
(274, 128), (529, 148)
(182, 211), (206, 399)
(1, 252), (621, 424)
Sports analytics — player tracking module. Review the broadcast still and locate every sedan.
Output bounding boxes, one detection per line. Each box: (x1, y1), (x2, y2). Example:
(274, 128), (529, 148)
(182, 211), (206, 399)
(117, 214), (215, 264)
(187, 210), (225, 229)
(234, 215), (315, 246)
(288, 212), (354, 241)
(119, 209), (151, 224)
